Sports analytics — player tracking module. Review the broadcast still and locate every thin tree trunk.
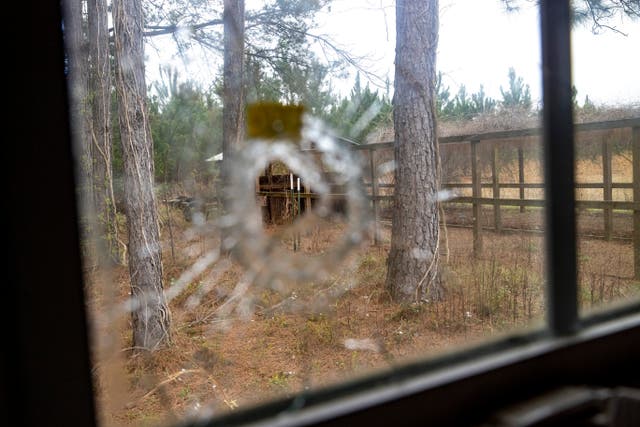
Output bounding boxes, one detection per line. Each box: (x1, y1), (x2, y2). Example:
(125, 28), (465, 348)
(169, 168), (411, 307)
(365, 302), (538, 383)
(88, 0), (120, 263)
(386, 0), (442, 303)
(221, 0), (245, 251)
(113, 0), (171, 350)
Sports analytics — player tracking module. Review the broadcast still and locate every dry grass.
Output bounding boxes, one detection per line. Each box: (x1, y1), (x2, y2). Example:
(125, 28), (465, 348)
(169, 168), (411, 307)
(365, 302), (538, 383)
(370, 105), (640, 144)
(87, 107), (640, 426)
(86, 202), (638, 427)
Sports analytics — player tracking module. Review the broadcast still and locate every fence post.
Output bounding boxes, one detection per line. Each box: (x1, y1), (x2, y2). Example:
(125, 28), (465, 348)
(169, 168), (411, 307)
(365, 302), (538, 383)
(633, 126), (640, 280)
(602, 140), (613, 240)
(267, 167), (275, 223)
(518, 147), (526, 213)
(471, 140), (483, 255)
(492, 145), (502, 232)
(369, 147), (379, 245)
(304, 182), (312, 214)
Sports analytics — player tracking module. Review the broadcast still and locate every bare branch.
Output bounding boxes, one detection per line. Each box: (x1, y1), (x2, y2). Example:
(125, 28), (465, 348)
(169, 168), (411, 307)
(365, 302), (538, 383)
(143, 18), (224, 37)
(258, 18), (387, 88)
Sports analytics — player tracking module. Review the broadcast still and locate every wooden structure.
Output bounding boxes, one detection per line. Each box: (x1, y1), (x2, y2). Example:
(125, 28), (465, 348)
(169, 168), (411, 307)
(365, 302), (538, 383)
(256, 171), (348, 224)
(258, 172), (305, 224)
(255, 118), (639, 278)
(352, 118), (639, 278)
(354, 118), (640, 279)
(256, 139), (356, 224)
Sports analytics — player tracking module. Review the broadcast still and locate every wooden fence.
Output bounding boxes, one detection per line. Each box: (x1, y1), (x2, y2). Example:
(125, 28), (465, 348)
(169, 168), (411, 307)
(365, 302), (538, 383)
(352, 118), (640, 279)
(254, 118), (640, 278)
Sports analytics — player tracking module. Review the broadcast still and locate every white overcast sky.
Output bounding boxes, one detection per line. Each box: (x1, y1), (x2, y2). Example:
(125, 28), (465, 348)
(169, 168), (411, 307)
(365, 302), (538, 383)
(147, 0), (640, 107)
(315, 0), (640, 106)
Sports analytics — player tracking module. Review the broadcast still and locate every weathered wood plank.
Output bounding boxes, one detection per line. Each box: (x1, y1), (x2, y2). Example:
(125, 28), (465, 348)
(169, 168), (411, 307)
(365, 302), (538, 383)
(603, 140), (613, 240)
(471, 140), (483, 254)
(492, 145), (501, 232)
(346, 118), (640, 149)
(439, 182), (633, 189)
(369, 147), (379, 245)
(263, 119), (640, 257)
(438, 117), (640, 144)
(449, 197), (638, 210)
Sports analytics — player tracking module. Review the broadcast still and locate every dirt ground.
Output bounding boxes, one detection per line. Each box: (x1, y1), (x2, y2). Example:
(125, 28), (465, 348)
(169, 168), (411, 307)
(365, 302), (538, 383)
(85, 204), (639, 427)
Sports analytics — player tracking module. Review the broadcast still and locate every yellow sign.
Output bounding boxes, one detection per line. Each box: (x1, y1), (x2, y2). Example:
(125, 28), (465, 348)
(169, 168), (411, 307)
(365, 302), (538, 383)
(246, 102), (305, 141)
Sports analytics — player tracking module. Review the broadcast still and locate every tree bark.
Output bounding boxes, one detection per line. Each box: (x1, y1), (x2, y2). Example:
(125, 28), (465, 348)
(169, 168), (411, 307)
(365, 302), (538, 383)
(64, 0), (93, 211)
(113, 0), (171, 349)
(88, 0), (120, 263)
(386, 0), (442, 303)
(221, 0), (245, 250)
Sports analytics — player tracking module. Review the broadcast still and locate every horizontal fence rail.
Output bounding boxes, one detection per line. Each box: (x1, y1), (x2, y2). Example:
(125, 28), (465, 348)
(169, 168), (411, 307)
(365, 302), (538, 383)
(257, 118), (640, 278)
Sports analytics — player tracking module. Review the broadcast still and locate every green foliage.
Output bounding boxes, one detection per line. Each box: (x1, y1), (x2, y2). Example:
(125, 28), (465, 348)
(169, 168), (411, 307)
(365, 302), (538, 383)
(582, 95), (597, 112)
(470, 259), (542, 325)
(241, 0), (339, 115)
(245, 56), (286, 104)
(471, 85), (498, 115)
(244, 55), (337, 118)
(500, 67), (532, 110)
(194, 0), (343, 127)
(572, 85), (598, 114)
(146, 0), (338, 141)
(436, 72), (497, 120)
(178, 386), (191, 400)
(149, 67), (222, 184)
(143, 0), (331, 60)
(268, 371), (292, 388)
(572, 84), (579, 108)
(324, 72), (392, 142)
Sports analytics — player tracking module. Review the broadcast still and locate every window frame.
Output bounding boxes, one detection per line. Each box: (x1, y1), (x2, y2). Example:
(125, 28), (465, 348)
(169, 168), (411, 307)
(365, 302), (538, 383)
(4, 1), (640, 426)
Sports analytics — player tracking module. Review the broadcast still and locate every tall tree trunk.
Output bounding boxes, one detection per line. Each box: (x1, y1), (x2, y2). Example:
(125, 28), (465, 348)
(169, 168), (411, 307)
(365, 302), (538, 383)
(221, 0), (245, 250)
(64, 0), (94, 215)
(386, 0), (442, 303)
(88, 0), (120, 263)
(113, 0), (171, 349)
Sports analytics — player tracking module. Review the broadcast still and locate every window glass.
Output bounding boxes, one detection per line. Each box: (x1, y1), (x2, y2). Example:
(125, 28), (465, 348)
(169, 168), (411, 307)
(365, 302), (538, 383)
(570, 13), (640, 317)
(59, 1), (598, 426)
(434, 2), (546, 343)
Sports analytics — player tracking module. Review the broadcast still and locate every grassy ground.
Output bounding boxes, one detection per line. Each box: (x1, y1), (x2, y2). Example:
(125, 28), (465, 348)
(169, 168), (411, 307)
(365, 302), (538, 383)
(85, 204), (638, 427)
(84, 142), (639, 426)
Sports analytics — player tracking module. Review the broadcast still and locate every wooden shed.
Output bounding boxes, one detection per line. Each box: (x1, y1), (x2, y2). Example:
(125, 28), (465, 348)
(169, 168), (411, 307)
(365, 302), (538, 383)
(256, 137), (358, 225)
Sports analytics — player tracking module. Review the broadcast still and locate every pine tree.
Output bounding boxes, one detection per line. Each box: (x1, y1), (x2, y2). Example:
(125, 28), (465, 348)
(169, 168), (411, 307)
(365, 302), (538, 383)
(325, 72), (392, 142)
(386, 0), (442, 303)
(500, 67), (532, 110)
(113, 0), (171, 350)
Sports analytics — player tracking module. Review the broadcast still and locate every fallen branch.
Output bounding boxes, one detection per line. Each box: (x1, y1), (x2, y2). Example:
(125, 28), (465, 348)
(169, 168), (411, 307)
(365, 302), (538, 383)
(135, 368), (201, 404)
